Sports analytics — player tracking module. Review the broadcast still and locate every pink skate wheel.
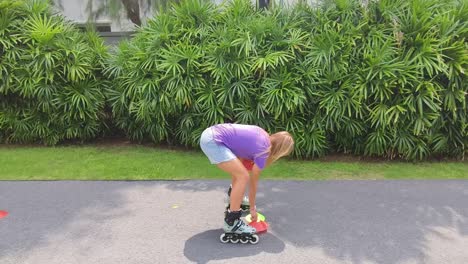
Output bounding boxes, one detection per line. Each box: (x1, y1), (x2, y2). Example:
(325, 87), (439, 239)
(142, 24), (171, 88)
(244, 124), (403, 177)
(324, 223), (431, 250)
(0, 210), (8, 219)
(249, 221), (268, 233)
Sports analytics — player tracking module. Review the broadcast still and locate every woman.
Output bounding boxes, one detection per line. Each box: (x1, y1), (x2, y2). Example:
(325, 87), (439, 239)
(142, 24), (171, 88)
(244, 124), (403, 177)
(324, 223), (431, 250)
(200, 123), (294, 235)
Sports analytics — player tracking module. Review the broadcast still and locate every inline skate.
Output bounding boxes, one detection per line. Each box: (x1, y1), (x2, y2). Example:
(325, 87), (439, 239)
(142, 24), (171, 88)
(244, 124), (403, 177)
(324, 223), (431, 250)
(220, 209), (259, 244)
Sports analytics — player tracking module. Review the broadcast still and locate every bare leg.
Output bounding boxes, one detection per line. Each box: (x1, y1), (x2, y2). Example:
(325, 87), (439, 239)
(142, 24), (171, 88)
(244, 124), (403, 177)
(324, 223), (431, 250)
(217, 159), (249, 211)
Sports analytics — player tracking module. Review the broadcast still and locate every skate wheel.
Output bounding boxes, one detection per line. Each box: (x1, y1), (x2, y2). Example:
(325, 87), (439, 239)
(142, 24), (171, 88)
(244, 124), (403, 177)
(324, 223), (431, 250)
(230, 236), (239, 243)
(250, 234), (259, 244)
(240, 236), (249, 244)
(219, 233), (229, 243)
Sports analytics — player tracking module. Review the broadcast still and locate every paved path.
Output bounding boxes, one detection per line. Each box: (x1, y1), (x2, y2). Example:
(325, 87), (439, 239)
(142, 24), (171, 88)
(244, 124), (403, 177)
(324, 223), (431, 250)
(1, 180), (468, 264)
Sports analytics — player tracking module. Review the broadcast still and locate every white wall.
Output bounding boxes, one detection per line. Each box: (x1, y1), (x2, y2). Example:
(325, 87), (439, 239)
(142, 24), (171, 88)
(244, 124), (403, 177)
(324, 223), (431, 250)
(54, 0), (322, 32)
(53, 0), (139, 32)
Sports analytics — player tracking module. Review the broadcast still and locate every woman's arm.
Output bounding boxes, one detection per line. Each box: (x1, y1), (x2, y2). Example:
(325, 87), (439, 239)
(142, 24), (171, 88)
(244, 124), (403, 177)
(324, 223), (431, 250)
(249, 164), (261, 220)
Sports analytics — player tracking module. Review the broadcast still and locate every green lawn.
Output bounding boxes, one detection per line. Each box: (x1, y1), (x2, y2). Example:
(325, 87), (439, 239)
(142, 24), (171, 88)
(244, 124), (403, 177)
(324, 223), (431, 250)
(0, 145), (467, 180)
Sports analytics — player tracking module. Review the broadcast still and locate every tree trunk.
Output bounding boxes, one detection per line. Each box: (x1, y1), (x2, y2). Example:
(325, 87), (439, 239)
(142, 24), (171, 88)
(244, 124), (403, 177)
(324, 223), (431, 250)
(258, 0), (269, 9)
(121, 0), (141, 26)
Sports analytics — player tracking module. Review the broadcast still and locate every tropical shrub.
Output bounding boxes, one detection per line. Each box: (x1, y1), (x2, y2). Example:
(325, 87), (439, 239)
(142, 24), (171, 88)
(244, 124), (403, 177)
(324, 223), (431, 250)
(0, 0), (108, 145)
(107, 0), (467, 160)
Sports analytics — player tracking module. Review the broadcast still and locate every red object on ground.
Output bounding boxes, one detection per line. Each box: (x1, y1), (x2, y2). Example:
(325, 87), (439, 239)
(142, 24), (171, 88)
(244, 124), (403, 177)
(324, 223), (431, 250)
(249, 220), (268, 233)
(241, 159), (254, 171)
(0, 210), (8, 219)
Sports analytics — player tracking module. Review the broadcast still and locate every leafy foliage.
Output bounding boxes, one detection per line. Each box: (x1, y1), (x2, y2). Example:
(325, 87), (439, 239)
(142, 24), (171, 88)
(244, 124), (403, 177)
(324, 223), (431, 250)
(0, 0), (108, 144)
(107, 0), (467, 160)
(1, 0), (466, 160)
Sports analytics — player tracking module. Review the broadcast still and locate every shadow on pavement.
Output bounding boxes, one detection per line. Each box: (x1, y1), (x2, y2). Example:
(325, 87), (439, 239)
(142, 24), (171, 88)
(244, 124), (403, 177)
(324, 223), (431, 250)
(0, 181), (132, 260)
(184, 229), (285, 264)
(169, 179), (468, 264)
(1, 180), (467, 264)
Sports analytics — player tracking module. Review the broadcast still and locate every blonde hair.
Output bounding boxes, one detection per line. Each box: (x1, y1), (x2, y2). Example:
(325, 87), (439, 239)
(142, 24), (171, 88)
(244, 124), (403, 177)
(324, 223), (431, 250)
(266, 131), (294, 166)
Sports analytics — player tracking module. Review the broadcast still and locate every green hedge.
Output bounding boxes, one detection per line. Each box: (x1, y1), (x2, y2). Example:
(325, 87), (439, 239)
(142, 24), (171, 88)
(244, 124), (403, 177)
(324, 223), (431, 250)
(107, 0), (467, 160)
(0, 0), (108, 145)
(1, 0), (466, 160)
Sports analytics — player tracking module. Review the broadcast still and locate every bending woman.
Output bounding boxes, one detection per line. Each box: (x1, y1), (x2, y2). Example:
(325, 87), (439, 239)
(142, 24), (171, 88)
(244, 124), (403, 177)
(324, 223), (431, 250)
(199, 123), (294, 234)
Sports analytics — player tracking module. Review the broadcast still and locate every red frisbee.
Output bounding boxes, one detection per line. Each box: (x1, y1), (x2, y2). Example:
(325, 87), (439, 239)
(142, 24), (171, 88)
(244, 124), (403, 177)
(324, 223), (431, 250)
(249, 220), (268, 233)
(0, 210), (8, 219)
(241, 159), (254, 171)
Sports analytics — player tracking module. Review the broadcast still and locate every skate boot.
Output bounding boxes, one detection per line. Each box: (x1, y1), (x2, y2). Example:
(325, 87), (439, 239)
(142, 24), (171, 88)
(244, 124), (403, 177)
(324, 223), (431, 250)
(224, 185), (250, 212)
(220, 210), (259, 244)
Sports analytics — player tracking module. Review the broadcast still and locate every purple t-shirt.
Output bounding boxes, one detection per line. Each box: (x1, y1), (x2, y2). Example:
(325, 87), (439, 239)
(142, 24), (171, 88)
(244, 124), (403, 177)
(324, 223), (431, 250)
(212, 124), (271, 169)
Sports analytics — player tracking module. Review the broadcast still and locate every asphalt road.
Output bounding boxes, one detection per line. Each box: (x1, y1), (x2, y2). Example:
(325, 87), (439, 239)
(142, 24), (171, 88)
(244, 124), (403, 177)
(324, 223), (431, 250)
(1, 180), (468, 264)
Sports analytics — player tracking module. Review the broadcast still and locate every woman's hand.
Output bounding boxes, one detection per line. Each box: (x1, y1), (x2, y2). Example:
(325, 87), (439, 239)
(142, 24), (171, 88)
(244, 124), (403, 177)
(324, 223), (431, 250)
(250, 208), (258, 222)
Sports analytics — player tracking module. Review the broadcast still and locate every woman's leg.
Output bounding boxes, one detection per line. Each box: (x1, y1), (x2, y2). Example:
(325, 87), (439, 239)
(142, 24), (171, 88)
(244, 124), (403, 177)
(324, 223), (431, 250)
(217, 158), (256, 234)
(217, 159), (249, 212)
